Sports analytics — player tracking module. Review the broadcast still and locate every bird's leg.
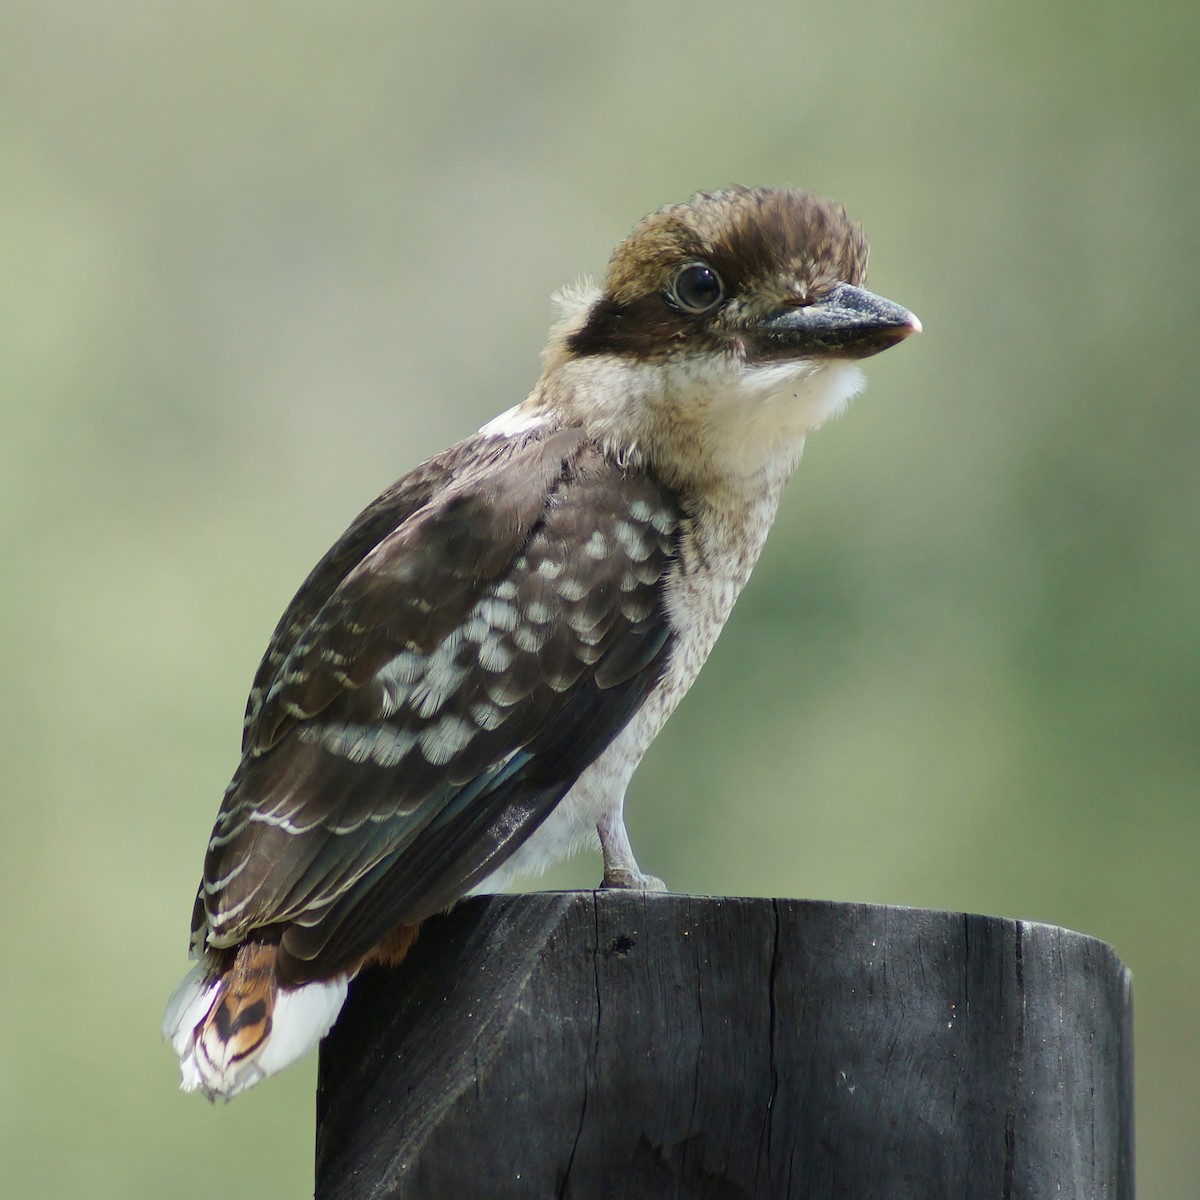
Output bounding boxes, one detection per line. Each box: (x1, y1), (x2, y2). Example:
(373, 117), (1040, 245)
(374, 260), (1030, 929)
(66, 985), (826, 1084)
(597, 808), (667, 891)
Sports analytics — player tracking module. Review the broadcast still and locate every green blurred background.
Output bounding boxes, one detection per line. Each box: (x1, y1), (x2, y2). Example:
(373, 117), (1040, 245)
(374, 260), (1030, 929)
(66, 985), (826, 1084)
(2, 1), (1196, 1195)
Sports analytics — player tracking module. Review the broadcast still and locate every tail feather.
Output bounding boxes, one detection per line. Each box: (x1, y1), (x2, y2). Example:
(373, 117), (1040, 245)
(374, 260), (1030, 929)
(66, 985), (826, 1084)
(163, 942), (347, 1101)
(164, 922), (422, 1100)
(197, 941), (278, 1087)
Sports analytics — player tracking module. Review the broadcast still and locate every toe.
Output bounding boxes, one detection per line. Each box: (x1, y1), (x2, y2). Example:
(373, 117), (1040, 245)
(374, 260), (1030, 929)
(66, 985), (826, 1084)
(600, 868), (668, 892)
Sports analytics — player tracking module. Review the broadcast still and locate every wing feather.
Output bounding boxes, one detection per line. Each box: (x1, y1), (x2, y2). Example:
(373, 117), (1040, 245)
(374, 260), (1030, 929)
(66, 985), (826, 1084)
(195, 427), (682, 983)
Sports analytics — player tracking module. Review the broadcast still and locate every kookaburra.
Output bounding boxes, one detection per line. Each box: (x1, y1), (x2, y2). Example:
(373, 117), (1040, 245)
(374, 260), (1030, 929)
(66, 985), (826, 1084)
(164, 185), (920, 1100)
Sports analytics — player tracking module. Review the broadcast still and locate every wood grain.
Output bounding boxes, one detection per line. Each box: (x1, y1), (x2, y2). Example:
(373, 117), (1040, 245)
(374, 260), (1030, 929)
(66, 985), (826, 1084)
(316, 893), (1133, 1200)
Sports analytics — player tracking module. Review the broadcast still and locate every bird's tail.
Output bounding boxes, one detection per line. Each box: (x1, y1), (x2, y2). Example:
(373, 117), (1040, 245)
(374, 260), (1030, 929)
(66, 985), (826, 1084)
(162, 942), (348, 1102)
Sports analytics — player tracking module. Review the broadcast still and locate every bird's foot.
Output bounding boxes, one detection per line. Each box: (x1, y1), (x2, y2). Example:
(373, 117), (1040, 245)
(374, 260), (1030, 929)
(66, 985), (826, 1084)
(600, 867), (668, 892)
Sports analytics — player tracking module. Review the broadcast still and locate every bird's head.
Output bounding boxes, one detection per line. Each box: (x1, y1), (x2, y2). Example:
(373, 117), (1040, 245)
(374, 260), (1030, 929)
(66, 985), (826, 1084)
(536, 186), (920, 486)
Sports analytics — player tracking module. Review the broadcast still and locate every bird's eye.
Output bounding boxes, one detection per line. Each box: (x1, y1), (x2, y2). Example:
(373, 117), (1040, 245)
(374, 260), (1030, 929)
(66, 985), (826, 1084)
(669, 262), (724, 314)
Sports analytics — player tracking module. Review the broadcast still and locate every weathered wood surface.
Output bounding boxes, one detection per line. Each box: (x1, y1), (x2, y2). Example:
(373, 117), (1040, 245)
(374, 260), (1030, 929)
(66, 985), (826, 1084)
(316, 893), (1133, 1200)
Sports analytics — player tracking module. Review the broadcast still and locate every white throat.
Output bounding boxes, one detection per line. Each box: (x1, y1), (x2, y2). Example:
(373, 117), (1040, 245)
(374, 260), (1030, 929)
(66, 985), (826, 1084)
(544, 351), (864, 494)
(481, 282), (866, 493)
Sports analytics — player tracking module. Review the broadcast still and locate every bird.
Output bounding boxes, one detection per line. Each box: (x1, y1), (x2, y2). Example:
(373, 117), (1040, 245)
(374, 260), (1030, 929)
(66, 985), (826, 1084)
(163, 184), (920, 1100)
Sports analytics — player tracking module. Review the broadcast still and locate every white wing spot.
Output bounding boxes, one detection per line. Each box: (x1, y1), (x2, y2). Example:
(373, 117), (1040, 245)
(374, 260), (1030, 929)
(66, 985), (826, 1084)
(478, 638), (516, 673)
(512, 623), (548, 653)
(478, 598), (519, 633)
(525, 600), (552, 624)
(614, 520), (649, 559)
(343, 726), (376, 763)
(460, 616), (491, 644)
(556, 577), (589, 602)
(370, 726), (416, 768)
(317, 721), (373, 761)
(470, 701), (508, 731)
(409, 638), (467, 717)
(382, 650), (426, 685)
(419, 716), (475, 765)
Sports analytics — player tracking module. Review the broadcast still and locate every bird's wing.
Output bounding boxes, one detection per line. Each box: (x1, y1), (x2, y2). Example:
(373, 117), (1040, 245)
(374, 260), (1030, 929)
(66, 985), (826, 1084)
(240, 432), (525, 751)
(195, 426), (682, 984)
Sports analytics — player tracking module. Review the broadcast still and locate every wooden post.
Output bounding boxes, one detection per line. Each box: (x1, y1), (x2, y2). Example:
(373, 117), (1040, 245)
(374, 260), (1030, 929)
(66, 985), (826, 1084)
(315, 893), (1134, 1199)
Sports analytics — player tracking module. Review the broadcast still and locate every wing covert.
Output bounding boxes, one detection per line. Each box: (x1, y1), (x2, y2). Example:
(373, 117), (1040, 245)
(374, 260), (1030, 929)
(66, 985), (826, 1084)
(196, 430), (682, 983)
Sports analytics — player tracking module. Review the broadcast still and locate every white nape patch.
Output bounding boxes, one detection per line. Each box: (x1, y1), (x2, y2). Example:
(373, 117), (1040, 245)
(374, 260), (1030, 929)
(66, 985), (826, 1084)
(549, 278), (600, 333)
(477, 279), (600, 436)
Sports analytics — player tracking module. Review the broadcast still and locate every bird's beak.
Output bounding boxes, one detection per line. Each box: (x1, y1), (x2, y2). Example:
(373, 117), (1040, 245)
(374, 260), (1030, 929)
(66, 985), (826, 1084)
(757, 282), (922, 361)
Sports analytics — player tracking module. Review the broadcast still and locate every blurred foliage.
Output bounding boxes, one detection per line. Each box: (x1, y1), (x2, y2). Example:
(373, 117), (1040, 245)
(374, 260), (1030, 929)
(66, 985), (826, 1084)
(2, 1), (1196, 1196)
